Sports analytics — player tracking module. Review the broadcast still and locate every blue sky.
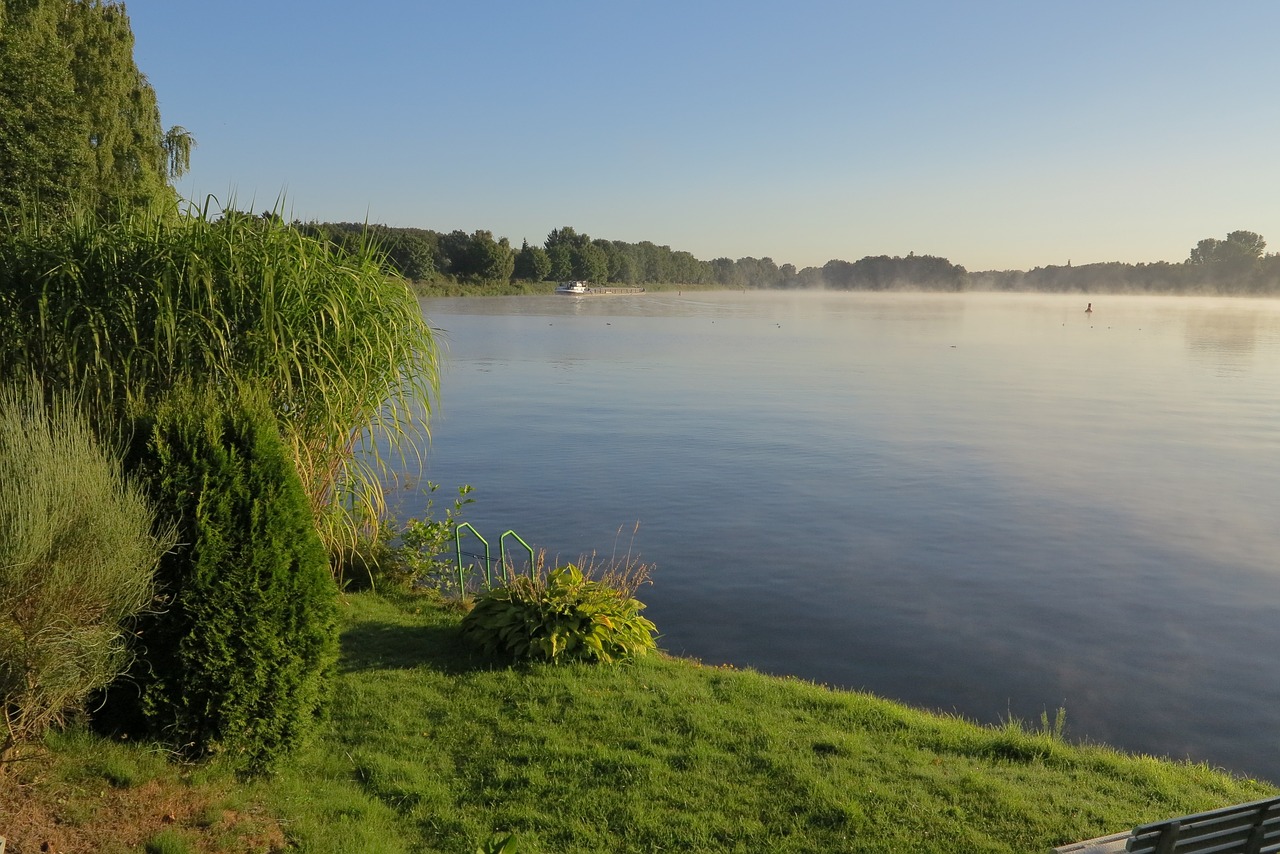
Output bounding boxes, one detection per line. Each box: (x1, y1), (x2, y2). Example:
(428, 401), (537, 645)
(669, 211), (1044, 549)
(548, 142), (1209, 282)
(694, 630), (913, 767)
(127, 1), (1280, 271)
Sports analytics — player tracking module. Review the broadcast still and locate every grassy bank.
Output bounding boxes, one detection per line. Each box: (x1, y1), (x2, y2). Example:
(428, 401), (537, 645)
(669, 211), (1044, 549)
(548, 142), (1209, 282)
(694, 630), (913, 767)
(5, 591), (1274, 853)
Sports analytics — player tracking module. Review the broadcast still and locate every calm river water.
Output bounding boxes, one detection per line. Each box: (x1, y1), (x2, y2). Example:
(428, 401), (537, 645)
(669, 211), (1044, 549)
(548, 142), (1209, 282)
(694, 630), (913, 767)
(402, 290), (1280, 784)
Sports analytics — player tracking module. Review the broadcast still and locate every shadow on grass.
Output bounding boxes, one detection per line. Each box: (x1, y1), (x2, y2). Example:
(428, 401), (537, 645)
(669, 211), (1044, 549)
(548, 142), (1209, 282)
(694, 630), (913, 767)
(338, 620), (505, 676)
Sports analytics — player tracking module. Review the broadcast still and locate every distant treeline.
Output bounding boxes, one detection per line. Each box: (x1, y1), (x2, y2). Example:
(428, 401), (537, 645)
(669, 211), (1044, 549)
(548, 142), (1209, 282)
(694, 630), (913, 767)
(970, 258), (1280, 296)
(297, 221), (1280, 296)
(971, 231), (1278, 295)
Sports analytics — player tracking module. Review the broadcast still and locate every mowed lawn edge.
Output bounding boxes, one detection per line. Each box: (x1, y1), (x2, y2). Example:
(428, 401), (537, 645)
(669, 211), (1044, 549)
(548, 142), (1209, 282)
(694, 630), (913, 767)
(256, 591), (1278, 853)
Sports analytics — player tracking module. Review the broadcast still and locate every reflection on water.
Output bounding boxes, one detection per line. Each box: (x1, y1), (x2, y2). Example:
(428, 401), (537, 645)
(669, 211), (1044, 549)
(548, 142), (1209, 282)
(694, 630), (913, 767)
(412, 291), (1280, 783)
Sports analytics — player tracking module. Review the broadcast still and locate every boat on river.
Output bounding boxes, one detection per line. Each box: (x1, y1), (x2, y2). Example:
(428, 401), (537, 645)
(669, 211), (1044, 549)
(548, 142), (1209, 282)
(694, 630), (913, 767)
(555, 281), (645, 296)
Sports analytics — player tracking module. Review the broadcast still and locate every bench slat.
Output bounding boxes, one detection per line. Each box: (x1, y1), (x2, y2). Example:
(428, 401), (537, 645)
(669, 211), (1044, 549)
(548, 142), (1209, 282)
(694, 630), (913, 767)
(1055, 797), (1280, 854)
(1124, 797), (1280, 854)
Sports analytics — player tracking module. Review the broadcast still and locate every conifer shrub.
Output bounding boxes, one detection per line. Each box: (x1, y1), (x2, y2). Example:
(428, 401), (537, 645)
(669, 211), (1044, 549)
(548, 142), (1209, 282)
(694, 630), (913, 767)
(111, 384), (338, 772)
(460, 563), (657, 664)
(0, 381), (171, 763)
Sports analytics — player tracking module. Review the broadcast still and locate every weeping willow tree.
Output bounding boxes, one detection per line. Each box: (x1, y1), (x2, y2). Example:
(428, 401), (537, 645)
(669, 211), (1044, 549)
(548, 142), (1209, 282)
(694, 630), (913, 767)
(0, 0), (189, 221)
(0, 205), (439, 556)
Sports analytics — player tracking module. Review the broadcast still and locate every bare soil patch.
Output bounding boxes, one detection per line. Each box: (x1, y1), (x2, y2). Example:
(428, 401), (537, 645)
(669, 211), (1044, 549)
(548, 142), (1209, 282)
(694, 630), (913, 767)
(0, 756), (286, 854)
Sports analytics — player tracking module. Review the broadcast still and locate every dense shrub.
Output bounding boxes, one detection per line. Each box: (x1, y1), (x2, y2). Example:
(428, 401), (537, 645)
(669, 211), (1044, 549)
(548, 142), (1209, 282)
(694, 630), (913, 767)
(461, 564), (657, 664)
(109, 384), (338, 772)
(0, 381), (170, 763)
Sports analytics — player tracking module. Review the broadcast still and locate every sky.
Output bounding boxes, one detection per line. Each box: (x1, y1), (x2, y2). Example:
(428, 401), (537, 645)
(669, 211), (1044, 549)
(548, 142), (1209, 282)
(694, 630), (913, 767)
(126, 1), (1280, 272)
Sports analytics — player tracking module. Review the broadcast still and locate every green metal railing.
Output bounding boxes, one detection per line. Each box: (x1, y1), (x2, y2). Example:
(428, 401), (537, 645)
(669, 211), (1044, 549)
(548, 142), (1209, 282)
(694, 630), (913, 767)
(454, 524), (536, 591)
(500, 530), (535, 580)
(453, 522), (491, 590)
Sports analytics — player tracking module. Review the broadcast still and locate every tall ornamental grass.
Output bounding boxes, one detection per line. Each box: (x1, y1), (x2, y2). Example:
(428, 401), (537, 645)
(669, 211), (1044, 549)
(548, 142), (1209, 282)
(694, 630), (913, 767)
(0, 380), (172, 764)
(0, 205), (439, 550)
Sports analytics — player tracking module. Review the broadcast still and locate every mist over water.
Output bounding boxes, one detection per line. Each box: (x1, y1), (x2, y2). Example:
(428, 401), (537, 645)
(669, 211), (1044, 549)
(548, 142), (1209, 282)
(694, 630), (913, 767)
(404, 290), (1280, 783)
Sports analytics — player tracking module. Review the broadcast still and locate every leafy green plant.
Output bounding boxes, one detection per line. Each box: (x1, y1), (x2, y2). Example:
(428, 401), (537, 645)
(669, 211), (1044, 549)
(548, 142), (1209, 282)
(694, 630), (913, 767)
(105, 383), (338, 773)
(476, 832), (520, 854)
(0, 0), (183, 223)
(461, 563), (657, 663)
(338, 483), (474, 593)
(391, 483), (475, 591)
(0, 380), (172, 763)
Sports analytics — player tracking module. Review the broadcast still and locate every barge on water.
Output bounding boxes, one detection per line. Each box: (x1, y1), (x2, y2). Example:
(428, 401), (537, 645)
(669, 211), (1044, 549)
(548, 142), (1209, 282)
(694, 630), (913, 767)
(555, 281), (646, 296)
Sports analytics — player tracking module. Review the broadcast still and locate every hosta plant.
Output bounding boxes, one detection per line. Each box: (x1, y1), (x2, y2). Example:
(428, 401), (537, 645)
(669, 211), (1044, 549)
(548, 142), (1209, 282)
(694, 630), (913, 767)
(461, 564), (657, 664)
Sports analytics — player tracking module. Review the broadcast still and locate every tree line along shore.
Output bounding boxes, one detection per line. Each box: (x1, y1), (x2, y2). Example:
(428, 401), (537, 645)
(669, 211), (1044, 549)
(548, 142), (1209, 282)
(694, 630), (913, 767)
(305, 220), (1280, 297)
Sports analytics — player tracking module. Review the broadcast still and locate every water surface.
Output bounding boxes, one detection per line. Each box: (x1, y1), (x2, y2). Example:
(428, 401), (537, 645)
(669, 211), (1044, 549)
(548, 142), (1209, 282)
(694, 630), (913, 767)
(405, 291), (1280, 783)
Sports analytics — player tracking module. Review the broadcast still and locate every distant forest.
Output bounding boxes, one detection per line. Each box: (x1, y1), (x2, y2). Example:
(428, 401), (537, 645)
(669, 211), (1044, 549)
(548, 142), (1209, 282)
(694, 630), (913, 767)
(298, 221), (1280, 296)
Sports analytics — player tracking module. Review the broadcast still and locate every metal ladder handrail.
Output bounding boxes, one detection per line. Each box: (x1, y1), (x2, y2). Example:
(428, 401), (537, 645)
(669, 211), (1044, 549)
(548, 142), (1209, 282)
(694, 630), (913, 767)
(499, 530), (535, 581)
(454, 524), (536, 590)
(453, 522), (492, 590)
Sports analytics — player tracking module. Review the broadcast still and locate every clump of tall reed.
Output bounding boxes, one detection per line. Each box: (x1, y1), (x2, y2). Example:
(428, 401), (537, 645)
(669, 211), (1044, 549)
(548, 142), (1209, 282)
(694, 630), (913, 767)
(0, 379), (173, 764)
(0, 204), (439, 553)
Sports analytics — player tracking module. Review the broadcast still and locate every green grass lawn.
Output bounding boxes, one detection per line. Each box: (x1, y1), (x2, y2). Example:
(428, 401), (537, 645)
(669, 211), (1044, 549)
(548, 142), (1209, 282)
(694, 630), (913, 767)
(8, 590), (1273, 852)
(249, 591), (1276, 853)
